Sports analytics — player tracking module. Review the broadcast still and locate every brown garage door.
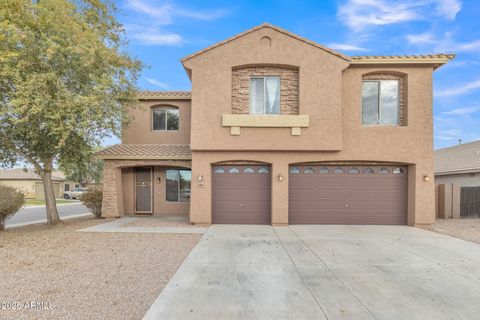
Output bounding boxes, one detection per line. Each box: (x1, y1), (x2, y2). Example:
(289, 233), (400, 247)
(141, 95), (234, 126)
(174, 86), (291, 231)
(212, 165), (271, 224)
(289, 165), (407, 224)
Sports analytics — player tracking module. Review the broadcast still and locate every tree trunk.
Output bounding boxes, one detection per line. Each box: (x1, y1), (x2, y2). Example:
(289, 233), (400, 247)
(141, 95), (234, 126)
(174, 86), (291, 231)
(41, 169), (60, 225)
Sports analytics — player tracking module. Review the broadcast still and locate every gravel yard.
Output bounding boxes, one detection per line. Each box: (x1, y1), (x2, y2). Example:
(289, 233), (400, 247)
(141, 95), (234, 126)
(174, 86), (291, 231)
(429, 218), (480, 244)
(0, 217), (201, 320)
(121, 215), (194, 228)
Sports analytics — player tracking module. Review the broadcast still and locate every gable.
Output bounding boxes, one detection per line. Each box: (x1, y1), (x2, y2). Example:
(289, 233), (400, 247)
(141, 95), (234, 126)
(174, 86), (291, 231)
(181, 23), (350, 67)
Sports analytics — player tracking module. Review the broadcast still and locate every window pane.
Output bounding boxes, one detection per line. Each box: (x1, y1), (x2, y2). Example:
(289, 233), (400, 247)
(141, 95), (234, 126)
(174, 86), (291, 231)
(250, 78), (265, 114)
(153, 110), (165, 130)
(214, 167), (225, 174)
(362, 81), (379, 125)
(243, 167), (255, 174)
(166, 109), (179, 130)
(265, 77), (280, 114)
(179, 170), (191, 202)
(258, 167), (269, 174)
(289, 166), (300, 174)
(166, 170), (179, 202)
(228, 167), (240, 173)
(319, 167), (330, 174)
(380, 80), (399, 125)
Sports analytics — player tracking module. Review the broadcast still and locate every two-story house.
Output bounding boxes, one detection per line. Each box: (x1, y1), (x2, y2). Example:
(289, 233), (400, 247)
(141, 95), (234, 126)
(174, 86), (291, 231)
(97, 24), (453, 226)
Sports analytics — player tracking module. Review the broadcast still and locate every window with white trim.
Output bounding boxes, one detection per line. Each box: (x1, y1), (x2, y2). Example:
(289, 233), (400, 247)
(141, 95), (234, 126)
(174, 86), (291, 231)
(250, 76), (280, 114)
(152, 108), (179, 131)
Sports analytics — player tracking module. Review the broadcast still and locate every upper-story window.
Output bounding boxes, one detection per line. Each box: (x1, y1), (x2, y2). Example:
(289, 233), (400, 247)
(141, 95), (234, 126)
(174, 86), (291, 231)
(152, 107), (179, 131)
(362, 73), (407, 126)
(250, 76), (280, 114)
(362, 80), (399, 125)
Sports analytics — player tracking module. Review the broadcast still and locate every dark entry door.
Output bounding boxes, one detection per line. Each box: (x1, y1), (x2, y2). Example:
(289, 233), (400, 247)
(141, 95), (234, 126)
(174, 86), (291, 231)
(135, 167), (153, 214)
(212, 165), (271, 224)
(289, 165), (408, 224)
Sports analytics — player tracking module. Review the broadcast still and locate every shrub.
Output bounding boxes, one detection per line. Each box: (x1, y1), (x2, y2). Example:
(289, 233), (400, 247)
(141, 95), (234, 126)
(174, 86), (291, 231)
(0, 185), (25, 231)
(81, 189), (103, 218)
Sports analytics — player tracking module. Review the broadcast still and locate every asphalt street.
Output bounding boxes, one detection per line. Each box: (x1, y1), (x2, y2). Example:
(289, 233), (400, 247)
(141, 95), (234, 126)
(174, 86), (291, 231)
(6, 202), (91, 227)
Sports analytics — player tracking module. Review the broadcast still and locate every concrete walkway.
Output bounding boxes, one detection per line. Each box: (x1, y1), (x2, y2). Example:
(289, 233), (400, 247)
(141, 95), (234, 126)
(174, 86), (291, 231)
(144, 225), (480, 320)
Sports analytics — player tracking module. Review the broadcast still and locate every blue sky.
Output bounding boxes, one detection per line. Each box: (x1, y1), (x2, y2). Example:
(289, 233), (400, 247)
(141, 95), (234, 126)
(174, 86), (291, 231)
(112, 0), (480, 149)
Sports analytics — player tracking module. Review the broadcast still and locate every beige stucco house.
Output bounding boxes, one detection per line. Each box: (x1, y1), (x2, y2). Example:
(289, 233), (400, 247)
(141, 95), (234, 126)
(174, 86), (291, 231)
(0, 168), (74, 200)
(97, 24), (453, 226)
(435, 140), (480, 186)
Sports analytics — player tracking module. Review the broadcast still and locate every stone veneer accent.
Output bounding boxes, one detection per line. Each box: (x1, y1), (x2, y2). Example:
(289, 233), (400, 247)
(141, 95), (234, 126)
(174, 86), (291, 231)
(232, 66), (299, 115)
(101, 159), (191, 218)
(363, 72), (408, 126)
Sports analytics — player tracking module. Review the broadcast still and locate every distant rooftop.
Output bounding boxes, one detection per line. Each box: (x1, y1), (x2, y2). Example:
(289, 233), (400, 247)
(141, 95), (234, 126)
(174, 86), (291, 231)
(435, 140), (480, 175)
(0, 168), (65, 181)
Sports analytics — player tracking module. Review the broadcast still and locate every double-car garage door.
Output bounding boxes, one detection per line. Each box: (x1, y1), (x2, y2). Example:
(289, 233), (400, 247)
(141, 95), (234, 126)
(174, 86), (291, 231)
(289, 165), (408, 225)
(211, 164), (408, 225)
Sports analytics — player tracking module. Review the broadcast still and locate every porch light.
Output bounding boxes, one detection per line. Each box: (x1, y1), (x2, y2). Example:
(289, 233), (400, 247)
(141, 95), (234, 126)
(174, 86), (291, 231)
(423, 175), (430, 181)
(197, 175), (203, 181)
(278, 174), (284, 182)
(156, 177), (161, 184)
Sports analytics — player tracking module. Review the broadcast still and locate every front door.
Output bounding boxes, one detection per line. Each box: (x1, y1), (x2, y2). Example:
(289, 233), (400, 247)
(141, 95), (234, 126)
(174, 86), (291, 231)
(135, 167), (153, 214)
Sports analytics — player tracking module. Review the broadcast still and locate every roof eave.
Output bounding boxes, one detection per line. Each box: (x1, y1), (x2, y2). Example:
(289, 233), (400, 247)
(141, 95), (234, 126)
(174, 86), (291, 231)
(96, 155), (192, 160)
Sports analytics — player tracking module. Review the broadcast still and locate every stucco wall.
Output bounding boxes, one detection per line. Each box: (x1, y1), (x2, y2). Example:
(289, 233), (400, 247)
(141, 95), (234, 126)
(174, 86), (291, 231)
(122, 99), (191, 145)
(435, 173), (480, 186)
(183, 27), (349, 151)
(184, 27), (435, 226)
(190, 151), (434, 226)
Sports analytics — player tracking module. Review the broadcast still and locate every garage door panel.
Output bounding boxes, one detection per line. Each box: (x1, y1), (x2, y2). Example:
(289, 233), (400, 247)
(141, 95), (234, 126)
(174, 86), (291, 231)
(212, 166), (271, 224)
(289, 165), (407, 225)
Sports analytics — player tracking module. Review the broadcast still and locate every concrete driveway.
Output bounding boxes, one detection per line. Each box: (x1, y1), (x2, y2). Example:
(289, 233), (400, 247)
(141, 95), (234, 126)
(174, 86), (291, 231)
(144, 225), (480, 320)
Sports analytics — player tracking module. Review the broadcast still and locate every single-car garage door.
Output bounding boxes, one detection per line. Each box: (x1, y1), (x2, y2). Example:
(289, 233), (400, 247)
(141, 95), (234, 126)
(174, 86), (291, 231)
(289, 165), (407, 224)
(212, 165), (271, 224)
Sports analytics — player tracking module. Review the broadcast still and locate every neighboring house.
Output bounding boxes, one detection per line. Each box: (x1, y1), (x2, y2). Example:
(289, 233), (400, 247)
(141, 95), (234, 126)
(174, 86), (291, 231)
(0, 168), (73, 200)
(435, 140), (480, 186)
(97, 23), (454, 226)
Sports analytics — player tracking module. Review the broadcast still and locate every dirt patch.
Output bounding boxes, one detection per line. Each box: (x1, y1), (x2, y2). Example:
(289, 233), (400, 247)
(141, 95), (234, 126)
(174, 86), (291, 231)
(0, 217), (201, 320)
(121, 215), (195, 228)
(429, 218), (480, 245)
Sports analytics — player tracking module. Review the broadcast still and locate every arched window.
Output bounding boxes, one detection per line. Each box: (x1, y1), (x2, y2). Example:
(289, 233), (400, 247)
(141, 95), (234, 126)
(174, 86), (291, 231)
(152, 106), (179, 131)
(379, 167), (390, 174)
(349, 167), (360, 174)
(213, 167), (225, 174)
(334, 167), (345, 174)
(393, 167), (405, 174)
(319, 167), (330, 174)
(289, 166), (301, 174)
(228, 167), (240, 174)
(304, 167), (315, 174)
(258, 167), (269, 174)
(363, 167), (375, 174)
(243, 167), (255, 174)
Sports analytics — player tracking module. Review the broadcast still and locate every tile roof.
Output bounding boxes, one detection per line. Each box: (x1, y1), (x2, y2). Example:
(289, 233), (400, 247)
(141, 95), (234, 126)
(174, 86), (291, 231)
(138, 91), (191, 100)
(181, 23), (350, 63)
(435, 140), (480, 174)
(0, 168), (65, 181)
(96, 144), (192, 160)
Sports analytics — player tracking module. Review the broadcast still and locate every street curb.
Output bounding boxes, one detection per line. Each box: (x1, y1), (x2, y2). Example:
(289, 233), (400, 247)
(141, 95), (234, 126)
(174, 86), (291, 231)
(24, 202), (82, 209)
(6, 213), (93, 229)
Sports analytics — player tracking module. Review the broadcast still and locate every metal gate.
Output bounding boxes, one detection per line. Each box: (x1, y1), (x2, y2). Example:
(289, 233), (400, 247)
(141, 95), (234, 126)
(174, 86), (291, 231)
(460, 186), (480, 217)
(135, 167), (153, 214)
